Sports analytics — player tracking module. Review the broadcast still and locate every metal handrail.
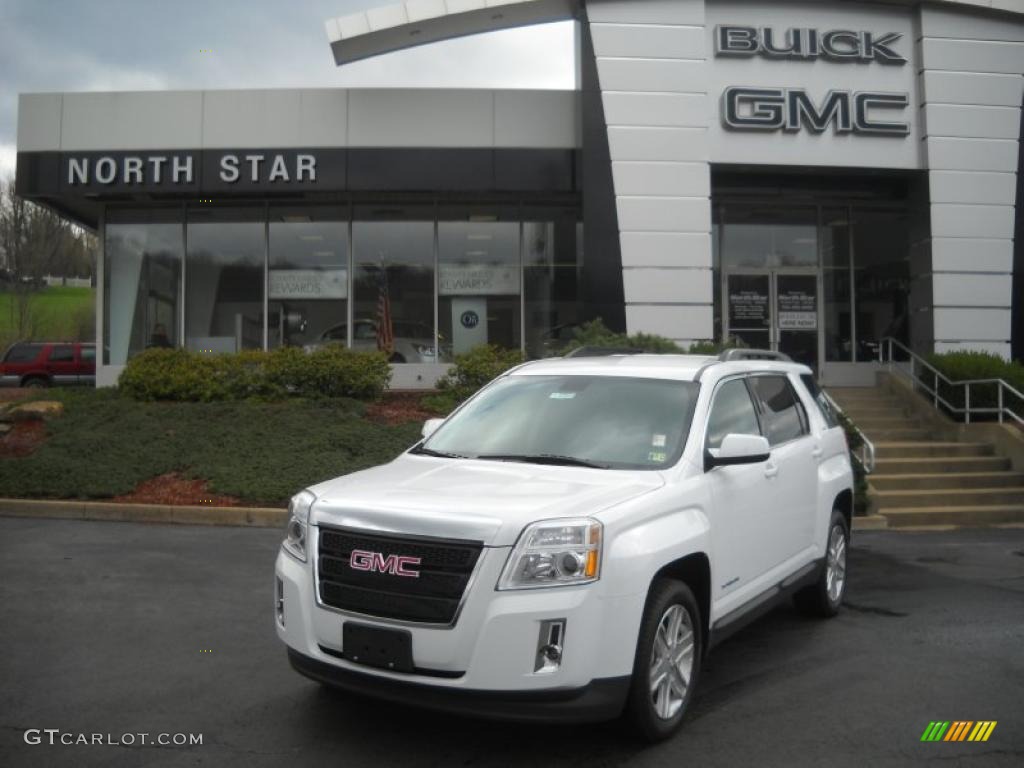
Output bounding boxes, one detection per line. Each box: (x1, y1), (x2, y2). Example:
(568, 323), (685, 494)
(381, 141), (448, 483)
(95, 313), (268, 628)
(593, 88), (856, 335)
(822, 390), (875, 474)
(880, 337), (1024, 427)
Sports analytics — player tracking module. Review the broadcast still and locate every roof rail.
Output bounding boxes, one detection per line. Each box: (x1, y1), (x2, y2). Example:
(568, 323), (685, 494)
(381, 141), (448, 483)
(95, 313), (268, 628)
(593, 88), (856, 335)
(564, 345), (644, 359)
(718, 348), (792, 362)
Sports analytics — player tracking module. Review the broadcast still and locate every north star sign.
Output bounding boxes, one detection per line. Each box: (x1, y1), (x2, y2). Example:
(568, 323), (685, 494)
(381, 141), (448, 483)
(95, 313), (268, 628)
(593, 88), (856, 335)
(716, 25), (910, 136)
(64, 151), (317, 186)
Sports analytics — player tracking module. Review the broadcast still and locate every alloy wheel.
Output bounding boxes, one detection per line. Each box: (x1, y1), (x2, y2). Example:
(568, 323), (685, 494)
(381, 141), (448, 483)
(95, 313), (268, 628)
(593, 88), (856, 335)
(648, 604), (695, 720)
(825, 524), (847, 604)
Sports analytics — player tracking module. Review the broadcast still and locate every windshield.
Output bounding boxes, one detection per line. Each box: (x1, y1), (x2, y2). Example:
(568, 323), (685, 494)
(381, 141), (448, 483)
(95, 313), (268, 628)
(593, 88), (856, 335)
(419, 375), (700, 470)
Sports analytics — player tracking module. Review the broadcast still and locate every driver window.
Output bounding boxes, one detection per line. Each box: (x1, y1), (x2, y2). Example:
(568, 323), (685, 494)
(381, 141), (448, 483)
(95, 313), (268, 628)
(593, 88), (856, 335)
(706, 379), (761, 450)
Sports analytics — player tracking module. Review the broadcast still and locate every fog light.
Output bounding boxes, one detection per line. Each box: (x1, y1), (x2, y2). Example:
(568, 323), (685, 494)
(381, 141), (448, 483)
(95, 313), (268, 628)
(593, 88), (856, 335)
(276, 577), (285, 627)
(535, 619), (566, 674)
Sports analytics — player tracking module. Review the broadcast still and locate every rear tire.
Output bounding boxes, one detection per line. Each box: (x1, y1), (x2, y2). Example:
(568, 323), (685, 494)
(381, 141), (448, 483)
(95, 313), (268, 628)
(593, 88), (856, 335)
(794, 510), (849, 618)
(22, 377), (48, 388)
(624, 579), (702, 742)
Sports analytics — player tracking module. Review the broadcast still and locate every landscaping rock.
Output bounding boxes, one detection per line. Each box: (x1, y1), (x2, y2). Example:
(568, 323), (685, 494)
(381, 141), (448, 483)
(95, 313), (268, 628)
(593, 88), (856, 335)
(0, 422), (11, 435)
(8, 401), (65, 421)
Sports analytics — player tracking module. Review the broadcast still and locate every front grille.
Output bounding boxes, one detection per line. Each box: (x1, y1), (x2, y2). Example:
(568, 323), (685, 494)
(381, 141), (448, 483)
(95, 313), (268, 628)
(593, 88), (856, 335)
(317, 526), (483, 625)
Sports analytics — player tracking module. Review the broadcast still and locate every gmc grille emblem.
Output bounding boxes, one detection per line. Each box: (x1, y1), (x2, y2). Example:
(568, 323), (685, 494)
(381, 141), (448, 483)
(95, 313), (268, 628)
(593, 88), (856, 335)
(349, 549), (422, 578)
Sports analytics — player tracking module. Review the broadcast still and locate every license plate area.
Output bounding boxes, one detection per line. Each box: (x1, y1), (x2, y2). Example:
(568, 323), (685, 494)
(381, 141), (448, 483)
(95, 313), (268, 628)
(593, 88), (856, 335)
(342, 623), (414, 673)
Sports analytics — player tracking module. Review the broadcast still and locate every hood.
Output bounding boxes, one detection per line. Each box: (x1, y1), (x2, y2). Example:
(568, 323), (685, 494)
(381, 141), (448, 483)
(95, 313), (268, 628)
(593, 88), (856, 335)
(308, 454), (665, 546)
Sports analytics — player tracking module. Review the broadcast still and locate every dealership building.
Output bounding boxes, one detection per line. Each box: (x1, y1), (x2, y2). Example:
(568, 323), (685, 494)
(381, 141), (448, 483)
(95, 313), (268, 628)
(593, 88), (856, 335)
(14, 0), (1024, 387)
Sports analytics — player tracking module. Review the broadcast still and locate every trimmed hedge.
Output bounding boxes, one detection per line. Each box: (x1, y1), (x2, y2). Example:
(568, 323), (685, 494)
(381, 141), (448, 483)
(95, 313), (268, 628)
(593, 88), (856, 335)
(423, 344), (526, 413)
(562, 318), (735, 356)
(421, 324), (724, 414)
(923, 350), (1024, 421)
(119, 346), (391, 402)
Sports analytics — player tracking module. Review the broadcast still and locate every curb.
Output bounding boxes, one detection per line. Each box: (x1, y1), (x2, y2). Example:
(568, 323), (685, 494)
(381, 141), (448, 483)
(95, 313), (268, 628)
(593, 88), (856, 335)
(0, 498), (286, 528)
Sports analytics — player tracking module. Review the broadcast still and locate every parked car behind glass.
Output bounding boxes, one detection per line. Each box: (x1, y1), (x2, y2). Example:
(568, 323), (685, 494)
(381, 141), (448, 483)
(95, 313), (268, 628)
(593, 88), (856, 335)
(304, 319), (448, 363)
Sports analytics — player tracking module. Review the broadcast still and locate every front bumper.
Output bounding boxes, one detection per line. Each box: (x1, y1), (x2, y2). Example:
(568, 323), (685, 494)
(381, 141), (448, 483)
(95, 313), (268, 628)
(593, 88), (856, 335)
(275, 529), (645, 722)
(288, 648), (630, 723)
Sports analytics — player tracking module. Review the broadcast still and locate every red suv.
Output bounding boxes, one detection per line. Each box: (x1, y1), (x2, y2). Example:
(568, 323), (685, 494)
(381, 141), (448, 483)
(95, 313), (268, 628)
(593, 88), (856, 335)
(0, 342), (96, 388)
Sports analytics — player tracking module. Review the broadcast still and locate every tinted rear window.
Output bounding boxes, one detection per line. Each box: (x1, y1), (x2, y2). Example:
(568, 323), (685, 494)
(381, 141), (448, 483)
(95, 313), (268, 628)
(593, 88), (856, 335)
(800, 374), (839, 428)
(4, 344), (43, 363)
(749, 376), (808, 446)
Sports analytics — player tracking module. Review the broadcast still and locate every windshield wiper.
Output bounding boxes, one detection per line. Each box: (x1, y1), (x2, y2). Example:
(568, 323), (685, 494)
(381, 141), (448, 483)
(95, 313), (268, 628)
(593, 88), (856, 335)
(410, 445), (468, 459)
(475, 453), (610, 469)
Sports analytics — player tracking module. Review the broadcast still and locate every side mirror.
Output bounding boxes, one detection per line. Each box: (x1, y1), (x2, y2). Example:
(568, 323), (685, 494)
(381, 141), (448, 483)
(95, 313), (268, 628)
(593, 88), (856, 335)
(421, 418), (445, 439)
(704, 434), (771, 472)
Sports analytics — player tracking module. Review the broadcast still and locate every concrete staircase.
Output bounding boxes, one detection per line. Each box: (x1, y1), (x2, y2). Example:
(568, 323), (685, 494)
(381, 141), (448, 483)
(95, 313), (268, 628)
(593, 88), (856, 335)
(828, 386), (1024, 528)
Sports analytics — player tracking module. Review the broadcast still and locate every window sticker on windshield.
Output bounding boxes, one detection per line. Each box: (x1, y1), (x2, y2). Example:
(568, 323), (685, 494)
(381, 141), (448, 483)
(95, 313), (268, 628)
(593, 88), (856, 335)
(648, 451), (667, 463)
(652, 434), (666, 448)
(549, 392), (576, 400)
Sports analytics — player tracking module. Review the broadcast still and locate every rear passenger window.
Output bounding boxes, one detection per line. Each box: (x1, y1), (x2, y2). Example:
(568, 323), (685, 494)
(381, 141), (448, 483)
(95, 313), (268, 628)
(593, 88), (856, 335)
(706, 379), (762, 450)
(749, 376), (808, 446)
(800, 374), (838, 428)
(49, 345), (75, 362)
(3, 343), (43, 363)
(80, 346), (96, 364)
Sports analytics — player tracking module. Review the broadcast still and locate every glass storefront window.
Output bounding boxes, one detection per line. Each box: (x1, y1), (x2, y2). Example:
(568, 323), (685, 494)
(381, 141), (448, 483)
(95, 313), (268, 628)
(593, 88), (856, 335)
(185, 207), (265, 352)
(823, 207), (852, 362)
(103, 208), (182, 365)
(353, 208), (435, 364)
(268, 207), (348, 349)
(101, 203), (582, 368)
(823, 268), (853, 362)
(719, 206), (817, 269)
(438, 208), (521, 361)
(852, 209), (911, 362)
(524, 213), (582, 359)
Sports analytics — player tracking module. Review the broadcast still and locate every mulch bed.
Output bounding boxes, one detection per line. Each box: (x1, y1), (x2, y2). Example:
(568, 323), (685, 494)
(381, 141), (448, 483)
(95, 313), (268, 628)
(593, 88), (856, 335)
(112, 473), (242, 507)
(0, 420), (47, 457)
(365, 392), (436, 425)
(0, 388), (31, 403)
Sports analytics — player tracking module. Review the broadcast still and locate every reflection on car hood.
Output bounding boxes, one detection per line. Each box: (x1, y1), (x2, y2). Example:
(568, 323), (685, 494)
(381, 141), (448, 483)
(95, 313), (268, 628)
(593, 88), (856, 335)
(308, 454), (665, 546)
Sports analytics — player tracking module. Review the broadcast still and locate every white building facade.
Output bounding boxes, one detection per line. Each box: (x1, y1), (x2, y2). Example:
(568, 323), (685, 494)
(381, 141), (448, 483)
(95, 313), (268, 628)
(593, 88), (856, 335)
(15, 0), (1024, 387)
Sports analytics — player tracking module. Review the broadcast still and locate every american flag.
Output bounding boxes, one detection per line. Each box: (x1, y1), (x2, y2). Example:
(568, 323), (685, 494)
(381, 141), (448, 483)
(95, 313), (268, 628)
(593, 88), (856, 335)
(375, 273), (394, 354)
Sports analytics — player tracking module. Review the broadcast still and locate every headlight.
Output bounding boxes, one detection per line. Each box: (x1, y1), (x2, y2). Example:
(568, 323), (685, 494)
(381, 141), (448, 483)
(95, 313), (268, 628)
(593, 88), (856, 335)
(282, 490), (315, 562)
(497, 518), (602, 590)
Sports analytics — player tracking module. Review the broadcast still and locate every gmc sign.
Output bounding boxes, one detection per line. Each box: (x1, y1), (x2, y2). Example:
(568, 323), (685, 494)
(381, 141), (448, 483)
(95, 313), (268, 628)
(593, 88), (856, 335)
(722, 87), (910, 136)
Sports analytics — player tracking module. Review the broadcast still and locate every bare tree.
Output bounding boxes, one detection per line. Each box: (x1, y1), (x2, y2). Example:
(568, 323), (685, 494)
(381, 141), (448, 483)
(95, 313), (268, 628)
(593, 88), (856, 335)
(0, 174), (97, 341)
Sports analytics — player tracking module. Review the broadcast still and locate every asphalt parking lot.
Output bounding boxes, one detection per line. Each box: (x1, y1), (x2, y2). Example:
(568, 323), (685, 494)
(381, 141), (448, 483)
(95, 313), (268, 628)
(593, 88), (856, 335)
(1, 517), (1022, 768)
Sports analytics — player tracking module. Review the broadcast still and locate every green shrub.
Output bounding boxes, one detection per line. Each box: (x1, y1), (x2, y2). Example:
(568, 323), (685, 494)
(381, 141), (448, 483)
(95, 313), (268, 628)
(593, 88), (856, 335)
(835, 410), (870, 515)
(430, 344), (525, 410)
(923, 351), (1024, 421)
(119, 346), (391, 402)
(561, 318), (735, 357)
(563, 318), (685, 354)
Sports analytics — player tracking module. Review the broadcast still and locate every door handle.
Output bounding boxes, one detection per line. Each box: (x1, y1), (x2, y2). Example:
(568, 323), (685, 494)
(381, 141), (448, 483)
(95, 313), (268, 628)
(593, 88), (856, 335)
(812, 445), (823, 459)
(764, 462), (779, 478)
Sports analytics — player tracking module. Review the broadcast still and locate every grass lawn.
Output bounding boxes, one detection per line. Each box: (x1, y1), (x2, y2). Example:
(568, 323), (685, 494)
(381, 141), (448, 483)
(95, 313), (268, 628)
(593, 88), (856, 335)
(0, 389), (423, 505)
(0, 286), (95, 345)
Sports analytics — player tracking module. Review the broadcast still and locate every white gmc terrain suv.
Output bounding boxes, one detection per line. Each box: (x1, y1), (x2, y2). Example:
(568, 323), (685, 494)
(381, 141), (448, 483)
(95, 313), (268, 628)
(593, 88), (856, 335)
(275, 351), (853, 740)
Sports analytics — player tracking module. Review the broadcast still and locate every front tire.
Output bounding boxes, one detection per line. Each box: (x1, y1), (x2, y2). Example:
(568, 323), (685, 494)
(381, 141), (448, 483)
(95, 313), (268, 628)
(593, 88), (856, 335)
(794, 511), (849, 618)
(624, 579), (702, 742)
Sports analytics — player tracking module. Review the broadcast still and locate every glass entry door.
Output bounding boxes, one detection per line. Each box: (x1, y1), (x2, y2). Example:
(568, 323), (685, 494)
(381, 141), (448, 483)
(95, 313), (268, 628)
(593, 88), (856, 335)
(725, 271), (820, 371)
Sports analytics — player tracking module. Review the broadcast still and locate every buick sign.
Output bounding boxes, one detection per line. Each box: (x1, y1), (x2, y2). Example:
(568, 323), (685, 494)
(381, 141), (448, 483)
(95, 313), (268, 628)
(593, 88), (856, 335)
(715, 25), (906, 64)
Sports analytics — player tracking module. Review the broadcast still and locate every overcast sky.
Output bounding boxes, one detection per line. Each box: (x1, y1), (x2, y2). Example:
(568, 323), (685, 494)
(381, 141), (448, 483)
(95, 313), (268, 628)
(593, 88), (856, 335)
(0, 0), (576, 177)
